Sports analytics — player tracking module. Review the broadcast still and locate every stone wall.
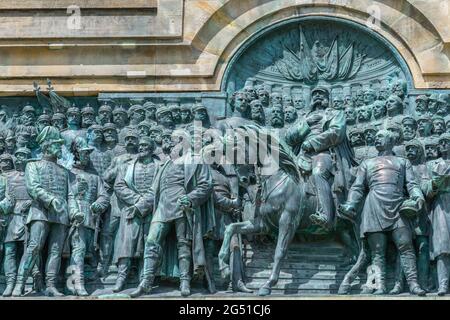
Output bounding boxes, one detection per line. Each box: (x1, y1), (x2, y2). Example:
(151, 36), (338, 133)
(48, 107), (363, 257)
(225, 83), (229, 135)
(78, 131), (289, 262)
(0, 0), (448, 96)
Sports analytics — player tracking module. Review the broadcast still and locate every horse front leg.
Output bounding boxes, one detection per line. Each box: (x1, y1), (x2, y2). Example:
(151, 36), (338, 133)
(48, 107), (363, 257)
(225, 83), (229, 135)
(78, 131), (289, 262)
(338, 240), (370, 294)
(259, 210), (297, 296)
(218, 221), (259, 279)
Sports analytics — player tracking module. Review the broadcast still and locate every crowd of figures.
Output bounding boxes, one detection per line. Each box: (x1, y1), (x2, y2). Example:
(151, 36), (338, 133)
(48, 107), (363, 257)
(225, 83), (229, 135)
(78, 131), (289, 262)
(0, 77), (448, 298)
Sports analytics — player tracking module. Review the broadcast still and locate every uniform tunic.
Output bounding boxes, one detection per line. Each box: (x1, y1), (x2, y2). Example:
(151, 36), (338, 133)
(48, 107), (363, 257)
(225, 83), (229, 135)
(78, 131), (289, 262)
(347, 155), (424, 237)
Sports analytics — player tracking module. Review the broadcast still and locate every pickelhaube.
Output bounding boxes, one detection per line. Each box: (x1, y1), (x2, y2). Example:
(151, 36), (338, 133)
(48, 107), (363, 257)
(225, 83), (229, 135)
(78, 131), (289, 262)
(143, 101), (156, 110)
(52, 113), (66, 121)
(72, 136), (94, 153)
(149, 124), (163, 133)
(22, 105), (36, 114)
(192, 103), (207, 113)
(124, 128), (139, 139)
(137, 120), (152, 129)
(128, 104), (145, 117)
(439, 132), (450, 142)
(81, 105), (95, 115)
(88, 124), (103, 132)
(14, 147), (31, 156)
(102, 122), (117, 131)
(180, 104), (192, 111)
(416, 95), (429, 102)
(37, 114), (51, 122)
(402, 115), (417, 125)
(113, 105), (128, 115)
(99, 103), (113, 113)
(67, 106), (80, 115)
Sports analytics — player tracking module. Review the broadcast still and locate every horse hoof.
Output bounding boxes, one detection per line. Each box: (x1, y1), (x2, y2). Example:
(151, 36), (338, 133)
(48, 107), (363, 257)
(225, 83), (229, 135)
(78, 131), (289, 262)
(337, 284), (350, 295)
(258, 287), (271, 296)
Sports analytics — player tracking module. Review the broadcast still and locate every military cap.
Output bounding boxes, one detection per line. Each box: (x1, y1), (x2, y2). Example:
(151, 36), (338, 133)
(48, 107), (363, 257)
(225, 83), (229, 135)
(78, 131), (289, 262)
(128, 104), (145, 116)
(0, 153), (13, 162)
(404, 140), (424, 149)
(102, 123), (117, 131)
(180, 104), (192, 111)
(363, 124), (377, 132)
(445, 115), (450, 125)
(99, 103), (113, 113)
(432, 115), (445, 122)
(139, 136), (154, 145)
(402, 115), (417, 125)
(192, 103), (207, 113)
(143, 101), (156, 110)
(5, 130), (15, 140)
(137, 120), (152, 129)
(67, 106), (80, 115)
(439, 132), (450, 142)
(37, 114), (51, 122)
(416, 95), (429, 102)
(423, 137), (440, 146)
(52, 113), (66, 121)
(149, 124), (163, 133)
(123, 128), (139, 139)
(155, 105), (172, 118)
(113, 105), (127, 115)
(81, 105), (95, 115)
(311, 86), (330, 96)
(88, 124), (103, 132)
(417, 115), (432, 123)
(161, 129), (173, 138)
(169, 103), (181, 111)
(349, 127), (364, 136)
(36, 126), (64, 145)
(22, 105), (36, 114)
(14, 147), (31, 156)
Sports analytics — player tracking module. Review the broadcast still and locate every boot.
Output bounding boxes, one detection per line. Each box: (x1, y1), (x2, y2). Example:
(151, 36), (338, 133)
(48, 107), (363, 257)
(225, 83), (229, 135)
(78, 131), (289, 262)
(437, 255), (450, 296)
(400, 251), (426, 296)
(74, 272), (89, 296)
(437, 280), (448, 296)
(3, 282), (15, 297)
(33, 273), (45, 293)
(12, 278), (25, 297)
(236, 280), (253, 293)
(112, 277), (126, 293)
(45, 285), (64, 297)
(389, 281), (404, 295)
(129, 277), (154, 298)
(180, 279), (191, 297)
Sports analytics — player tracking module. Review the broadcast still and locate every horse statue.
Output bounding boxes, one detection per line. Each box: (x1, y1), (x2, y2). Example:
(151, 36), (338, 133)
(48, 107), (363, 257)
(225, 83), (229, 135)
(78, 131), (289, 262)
(215, 125), (340, 296)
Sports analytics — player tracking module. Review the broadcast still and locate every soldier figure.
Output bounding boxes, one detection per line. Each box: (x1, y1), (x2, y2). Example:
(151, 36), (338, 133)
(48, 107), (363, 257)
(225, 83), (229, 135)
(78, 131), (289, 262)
(170, 103), (182, 126)
(81, 105), (96, 130)
(423, 133), (450, 295)
(36, 115), (51, 134)
(180, 104), (193, 126)
(143, 101), (157, 122)
(103, 123), (125, 156)
(113, 105), (129, 146)
(332, 96), (344, 110)
(129, 134), (214, 298)
(356, 105), (372, 125)
(156, 105), (175, 131)
(345, 106), (357, 127)
(402, 116), (418, 142)
(97, 103), (113, 126)
(285, 87), (355, 230)
(68, 137), (109, 296)
(87, 124), (111, 178)
(112, 137), (158, 292)
(417, 115), (433, 143)
(339, 130), (426, 296)
(428, 94), (439, 116)
(432, 116), (446, 136)
(62, 106), (83, 147)
(137, 121), (152, 138)
(269, 104), (284, 129)
(13, 126), (73, 297)
(385, 95), (405, 126)
(4, 130), (16, 155)
(1, 151), (35, 297)
(436, 94), (449, 117)
(52, 113), (67, 132)
(97, 129), (139, 276)
(415, 95), (429, 116)
(127, 105), (146, 130)
(192, 103), (211, 129)
(284, 105), (298, 126)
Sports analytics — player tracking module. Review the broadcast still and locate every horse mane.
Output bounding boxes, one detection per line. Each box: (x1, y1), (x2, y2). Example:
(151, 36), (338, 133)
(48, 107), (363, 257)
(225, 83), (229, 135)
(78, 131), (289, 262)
(235, 124), (301, 184)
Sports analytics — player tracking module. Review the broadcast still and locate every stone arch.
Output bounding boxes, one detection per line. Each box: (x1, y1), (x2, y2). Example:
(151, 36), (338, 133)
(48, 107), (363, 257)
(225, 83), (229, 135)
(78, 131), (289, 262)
(186, 0), (447, 91)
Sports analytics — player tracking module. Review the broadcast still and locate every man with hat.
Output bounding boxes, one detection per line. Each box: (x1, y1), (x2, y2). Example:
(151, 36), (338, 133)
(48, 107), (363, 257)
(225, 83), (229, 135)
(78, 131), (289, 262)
(112, 105), (129, 146)
(384, 94), (405, 127)
(417, 115), (433, 146)
(16, 105), (37, 134)
(88, 124), (112, 178)
(180, 104), (193, 126)
(424, 136), (441, 165)
(422, 133), (450, 295)
(285, 86), (356, 230)
(386, 121), (406, 158)
(127, 104), (146, 129)
(13, 126), (75, 297)
(402, 116), (418, 142)
(52, 113), (67, 132)
(169, 103), (182, 126)
(112, 137), (159, 292)
(137, 120), (152, 138)
(1, 150), (34, 296)
(432, 115), (446, 136)
(103, 123), (125, 157)
(415, 95), (429, 116)
(437, 94), (449, 117)
(80, 104), (96, 131)
(97, 128), (139, 277)
(349, 127), (366, 163)
(97, 103), (113, 126)
(428, 93), (439, 116)
(37, 114), (51, 134)
(156, 105), (175, 131)
(61, 106), (83, 148)
(390, 139), (431, 295)
(143, 101), (157, 122)
(67, 136), (109, 296)
(339, 130), (426, 296)
(4, 129), (16, 155)
(192, 103), (211, 129)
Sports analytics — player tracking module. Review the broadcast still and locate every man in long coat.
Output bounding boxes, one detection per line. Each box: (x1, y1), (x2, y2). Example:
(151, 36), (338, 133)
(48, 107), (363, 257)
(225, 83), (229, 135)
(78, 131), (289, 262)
(112, 137), (158, 292)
